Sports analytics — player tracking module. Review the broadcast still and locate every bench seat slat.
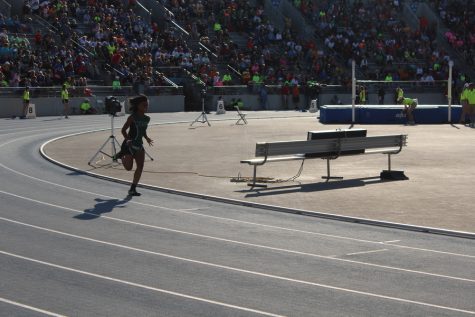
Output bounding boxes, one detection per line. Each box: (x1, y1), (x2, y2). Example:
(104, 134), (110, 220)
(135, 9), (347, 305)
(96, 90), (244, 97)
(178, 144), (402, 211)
(241, 155), (305, 165)
(255, 135), (406, 157)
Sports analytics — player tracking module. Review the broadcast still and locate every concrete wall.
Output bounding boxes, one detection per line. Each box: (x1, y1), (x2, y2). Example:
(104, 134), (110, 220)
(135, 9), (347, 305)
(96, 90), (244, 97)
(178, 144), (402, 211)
(0, 95), (185, 118)
(1, 92), (448, 117)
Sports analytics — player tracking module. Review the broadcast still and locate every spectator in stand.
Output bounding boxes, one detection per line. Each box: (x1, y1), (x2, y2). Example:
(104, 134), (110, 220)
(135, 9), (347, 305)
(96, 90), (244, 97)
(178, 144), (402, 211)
(378, 86), (385, 105)
(259, 85), (268, 110)
(330, 95), (343, 105)
(292, 84), (301, 111)
(112, 76), (121, 90)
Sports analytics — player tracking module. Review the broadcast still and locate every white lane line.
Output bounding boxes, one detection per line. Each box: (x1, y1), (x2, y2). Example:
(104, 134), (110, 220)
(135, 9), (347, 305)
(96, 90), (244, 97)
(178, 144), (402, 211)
(384, 240), (401, 244)
(0, 123), (110, 137)
(0, 251), (284, 317)
(0, 296), (66, 317)
(2, 162), (475, 260)
(1, 249), (474, 316)
(0, 163), (191, 213)
(1, 191), (474, 284)
(346, 249), (388, 256)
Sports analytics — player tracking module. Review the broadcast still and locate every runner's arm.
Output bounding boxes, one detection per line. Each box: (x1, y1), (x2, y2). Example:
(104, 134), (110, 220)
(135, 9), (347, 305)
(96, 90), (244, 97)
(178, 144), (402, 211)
(121, 116), (132, 140)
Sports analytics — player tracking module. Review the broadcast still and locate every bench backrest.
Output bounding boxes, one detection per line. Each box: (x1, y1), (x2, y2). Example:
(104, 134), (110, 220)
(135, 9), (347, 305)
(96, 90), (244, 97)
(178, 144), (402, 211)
(255, 135), (407, 157)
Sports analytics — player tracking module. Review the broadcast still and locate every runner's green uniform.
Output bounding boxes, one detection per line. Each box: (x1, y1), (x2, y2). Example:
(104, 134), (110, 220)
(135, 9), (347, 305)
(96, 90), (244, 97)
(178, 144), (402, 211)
(121, 113), (150, 155)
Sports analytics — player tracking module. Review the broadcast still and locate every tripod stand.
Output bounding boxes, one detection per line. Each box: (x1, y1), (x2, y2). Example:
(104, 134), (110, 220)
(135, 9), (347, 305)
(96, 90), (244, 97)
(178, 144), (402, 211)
(190, 95), (211, 126)
(88, 115), (154, 165)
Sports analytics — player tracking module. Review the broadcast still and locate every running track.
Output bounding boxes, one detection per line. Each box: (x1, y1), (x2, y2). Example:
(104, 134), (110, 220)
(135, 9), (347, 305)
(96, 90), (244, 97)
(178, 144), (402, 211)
(0, 114), (474, 317)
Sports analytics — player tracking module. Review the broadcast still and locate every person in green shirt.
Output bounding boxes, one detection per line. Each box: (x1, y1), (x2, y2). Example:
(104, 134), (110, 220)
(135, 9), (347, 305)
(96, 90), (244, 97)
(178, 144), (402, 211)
(20, 86), (30, 119)
(397, 95), (417, 125)
(222, 73), (232, 85)
(80, 98), (96, 114)
(385, 74), (393, 81)
(61, 84), (70, 119)
(113, 95), (154, 196)
(252, 73), (261, 84)
(466, 83), (475, 128)
(359, 86), (366, 105)
(112, 76), (121, 90)
(394, 87), (404, 103)
(459, 83), (470, 124)
(236, 98), (244, 109)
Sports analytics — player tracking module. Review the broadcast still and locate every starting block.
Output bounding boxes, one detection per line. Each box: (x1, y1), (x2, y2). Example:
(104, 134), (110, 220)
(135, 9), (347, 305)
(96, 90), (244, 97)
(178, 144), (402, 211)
(26, 103), (37, 119)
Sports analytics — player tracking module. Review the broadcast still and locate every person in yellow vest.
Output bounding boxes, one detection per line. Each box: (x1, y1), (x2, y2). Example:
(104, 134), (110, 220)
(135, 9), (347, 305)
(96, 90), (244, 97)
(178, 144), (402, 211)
(459, 83), (470, 125)
(359, 86), (366, 104)
(467, 83), (475, 128)
(397, 95), (417, 125)
(61, 84), (69, 119)
(20, 86), (30, 119)
(394, 87), (404, 103)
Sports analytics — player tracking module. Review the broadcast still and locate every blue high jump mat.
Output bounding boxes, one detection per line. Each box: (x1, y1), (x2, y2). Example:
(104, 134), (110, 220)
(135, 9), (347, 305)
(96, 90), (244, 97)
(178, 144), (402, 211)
(319, 105), (462, 124)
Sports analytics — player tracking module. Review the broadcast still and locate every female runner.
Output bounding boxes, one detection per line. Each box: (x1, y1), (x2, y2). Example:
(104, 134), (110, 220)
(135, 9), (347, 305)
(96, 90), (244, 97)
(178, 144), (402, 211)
(114, 95), (153, 196)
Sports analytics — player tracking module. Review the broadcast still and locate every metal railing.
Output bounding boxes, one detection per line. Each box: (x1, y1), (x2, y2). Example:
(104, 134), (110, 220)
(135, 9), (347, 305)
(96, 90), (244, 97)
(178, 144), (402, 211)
(0, 0), (11, 17)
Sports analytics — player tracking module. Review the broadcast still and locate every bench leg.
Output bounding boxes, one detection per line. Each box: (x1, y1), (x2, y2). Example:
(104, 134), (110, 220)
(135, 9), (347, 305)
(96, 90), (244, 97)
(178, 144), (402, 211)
(381, 154), (408, 180)
(247, 165), (267, 188)
(321, 159), (343, 181)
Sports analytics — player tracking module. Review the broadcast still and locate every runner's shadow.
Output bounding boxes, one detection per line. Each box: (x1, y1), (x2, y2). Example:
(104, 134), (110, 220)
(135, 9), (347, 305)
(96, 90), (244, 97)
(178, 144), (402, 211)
(74, 197), (131, 220)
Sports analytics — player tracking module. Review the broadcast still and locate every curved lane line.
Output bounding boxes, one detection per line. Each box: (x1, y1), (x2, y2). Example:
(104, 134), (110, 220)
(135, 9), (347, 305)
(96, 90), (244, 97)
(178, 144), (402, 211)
(1, 191), (474, 283)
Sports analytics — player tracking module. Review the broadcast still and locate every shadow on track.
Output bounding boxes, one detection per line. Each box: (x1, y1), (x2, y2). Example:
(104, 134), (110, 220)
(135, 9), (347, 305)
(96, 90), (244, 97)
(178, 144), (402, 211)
(74, 197), (131, 220)
(240, 176), (396, 198)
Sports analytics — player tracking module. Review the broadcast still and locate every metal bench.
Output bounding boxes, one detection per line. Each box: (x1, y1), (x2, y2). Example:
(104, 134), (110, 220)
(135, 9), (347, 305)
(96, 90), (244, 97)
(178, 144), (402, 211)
(235, 106), (248, 125)
(241, 134), (408, 187)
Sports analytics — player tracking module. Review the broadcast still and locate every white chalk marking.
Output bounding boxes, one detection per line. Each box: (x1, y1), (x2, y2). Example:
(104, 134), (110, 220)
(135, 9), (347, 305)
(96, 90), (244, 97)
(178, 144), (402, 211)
(346, 249), (388, 256)
(0, 296), (66, 317)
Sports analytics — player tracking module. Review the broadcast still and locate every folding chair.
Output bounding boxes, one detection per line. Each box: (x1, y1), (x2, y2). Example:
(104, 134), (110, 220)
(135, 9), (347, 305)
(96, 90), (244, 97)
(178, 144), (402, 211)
(235, 106), (248, 125)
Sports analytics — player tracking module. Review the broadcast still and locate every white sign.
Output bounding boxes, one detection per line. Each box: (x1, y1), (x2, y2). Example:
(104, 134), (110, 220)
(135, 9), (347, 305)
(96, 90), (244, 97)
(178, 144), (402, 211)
(216, 100), (226, 114)
(309, 99), (318, 113)
(26, 103), (36, 119)
(116, 101), (126, 116)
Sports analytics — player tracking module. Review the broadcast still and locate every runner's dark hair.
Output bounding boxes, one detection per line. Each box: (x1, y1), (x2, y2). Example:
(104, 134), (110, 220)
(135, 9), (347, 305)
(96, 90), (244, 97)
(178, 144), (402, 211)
(129, 95), (148, 112)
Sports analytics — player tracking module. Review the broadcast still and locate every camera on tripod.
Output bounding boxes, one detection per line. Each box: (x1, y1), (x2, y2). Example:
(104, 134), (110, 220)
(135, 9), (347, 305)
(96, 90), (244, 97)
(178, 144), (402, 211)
(104, 96), (122, 115)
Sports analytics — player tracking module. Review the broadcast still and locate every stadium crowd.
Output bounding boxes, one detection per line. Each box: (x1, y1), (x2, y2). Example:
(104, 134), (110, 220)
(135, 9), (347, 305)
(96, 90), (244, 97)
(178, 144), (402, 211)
(434, 0), (475, 67)
(0, 0), (471, 91)
(161, 0), (347, 86)
(293, 0), (455, 83)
